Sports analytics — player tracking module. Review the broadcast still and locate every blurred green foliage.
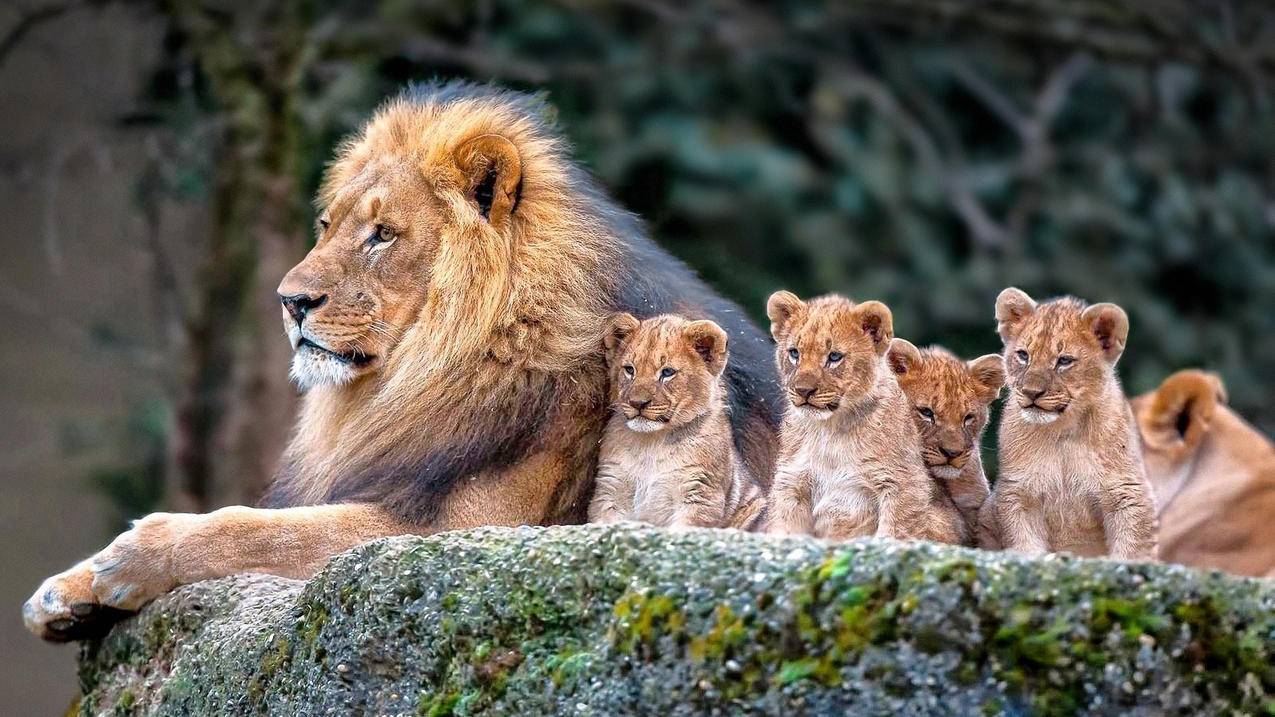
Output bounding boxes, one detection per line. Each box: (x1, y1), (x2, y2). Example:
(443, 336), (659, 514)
(143, 0), (1275, 436)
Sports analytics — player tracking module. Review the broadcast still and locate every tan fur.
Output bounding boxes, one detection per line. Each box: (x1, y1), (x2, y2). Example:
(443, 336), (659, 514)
(1132, 370), (1275, 577)
(763, 293), (963, 543)
(888, 339), (1004, 546)
(589, 314), (764, 529)
(984, 288), (1157, 560)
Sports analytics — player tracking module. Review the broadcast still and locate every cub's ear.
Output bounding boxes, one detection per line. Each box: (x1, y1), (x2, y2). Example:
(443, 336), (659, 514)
(683, 320), (729, 376)
(1081, 302), (1129, 363)
(886, 338), (922, 376)
(854, 301), (894, 356)
(602, 312), (641, 364)
(967, 354), (1006, 403)
(766, 291), (805, 342)
(995, 288), (1037, 343)
(1139, 369), (1227, 452)
(452, 133), (523, 229)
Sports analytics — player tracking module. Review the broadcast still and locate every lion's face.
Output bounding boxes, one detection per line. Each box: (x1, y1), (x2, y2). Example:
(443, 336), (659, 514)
(995, 288), (1128, 425)
(888, 341), (1003, 478)
(277, 165), (443, 389)
(766, 292), (893, 421)
(602, 314), (728, 433)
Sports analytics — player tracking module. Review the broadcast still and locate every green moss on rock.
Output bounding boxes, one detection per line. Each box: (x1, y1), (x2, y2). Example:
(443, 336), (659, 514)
(75, 525), (1274, 715)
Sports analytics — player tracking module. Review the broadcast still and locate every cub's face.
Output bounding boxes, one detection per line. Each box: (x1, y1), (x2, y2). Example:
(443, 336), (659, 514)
(766, 292), (893, 421)
(995, 288), (1129, 425)
(603, 313), (728, 433)
(888, 340), (1004, 478)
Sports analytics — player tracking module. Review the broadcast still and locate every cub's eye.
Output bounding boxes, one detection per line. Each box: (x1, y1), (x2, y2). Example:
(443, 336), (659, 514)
(659, 367), (677, 380)
(964, 413), (976, 425)
(827, 351), (844, 364)
(1055, 355), (1076, 369)
(317, 217), (330, 232)
(917, 407), (935, 422)
(1015, 349), (1029, 364)
(622, 365), (635, 378)
(788, 347), (800, 362)
(368, 224), (396, 246)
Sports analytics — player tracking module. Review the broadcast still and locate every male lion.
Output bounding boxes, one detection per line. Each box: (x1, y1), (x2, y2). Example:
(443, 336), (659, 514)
(24, 82), (781, 641)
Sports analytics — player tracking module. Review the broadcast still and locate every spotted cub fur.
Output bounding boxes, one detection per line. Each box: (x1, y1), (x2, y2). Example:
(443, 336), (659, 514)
(589, 313), (765, 529)
(763, 292), (963, 543)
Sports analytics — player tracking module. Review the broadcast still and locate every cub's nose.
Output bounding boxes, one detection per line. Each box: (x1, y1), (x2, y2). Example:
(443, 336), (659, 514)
(940, 446), (964, 459)
(279, 292), (327, 324)
(793, 385), (817, 401)
(629, 398), (651, 411)
(1022, 386), (1046, 401)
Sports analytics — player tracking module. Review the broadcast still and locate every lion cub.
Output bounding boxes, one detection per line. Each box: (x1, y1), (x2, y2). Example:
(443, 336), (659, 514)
(984, 288), (1157, 560)
(589, 313), (765, 530)
(887, 339), (1004, 546)
(764, 292), (963, 543)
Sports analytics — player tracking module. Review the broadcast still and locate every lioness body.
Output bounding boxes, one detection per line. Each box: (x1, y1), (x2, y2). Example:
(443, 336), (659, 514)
(590, 314), (764, 529)
(24, 82), (781, 641)
(763, 293), (961, 543)
(984, 289), (1156, 560)
(1132, 370), (1275, 577)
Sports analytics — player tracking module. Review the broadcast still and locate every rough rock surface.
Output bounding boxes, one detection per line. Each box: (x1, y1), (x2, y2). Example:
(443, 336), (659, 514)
(75, 525), (1274, 716)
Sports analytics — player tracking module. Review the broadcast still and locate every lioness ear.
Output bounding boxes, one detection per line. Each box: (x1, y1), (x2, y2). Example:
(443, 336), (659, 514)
(995, 288), (1037, 343)
(1081, 302), (1129, 363)
(766, 291), (805, 342)
(1141, 369), (1227, 451)
(683, 320), (729, 376)
(602, 312), (640, 364)
(452, 133), (522, 229)
(968, 354), (1006, 403)
(855, 301), (894, 356)
(886, 338), (921, 376)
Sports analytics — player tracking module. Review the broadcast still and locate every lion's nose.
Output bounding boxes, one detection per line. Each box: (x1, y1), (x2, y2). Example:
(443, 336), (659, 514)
(1022, 386), (1045, 401)
(629, 398), (651, 411)
(279, 292), (327, 324)
(940, 446), (964, 459)
(795, 385), (816, 401)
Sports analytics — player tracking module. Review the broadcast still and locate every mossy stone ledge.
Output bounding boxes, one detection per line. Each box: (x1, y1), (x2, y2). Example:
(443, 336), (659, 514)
(75, 525), (1274, 716)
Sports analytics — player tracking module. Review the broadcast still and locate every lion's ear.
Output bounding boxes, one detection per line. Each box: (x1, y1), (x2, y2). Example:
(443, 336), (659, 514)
(968, 354), (1006, 403)
(1081, 302), (1129, 363)
(603, 312), (640, 363)
(1140, 369), (1226, 451)
(854, 301), (894, 356)
(886, 338), (921, 377)
(766, 291), (805, 342)
(452, 133), (523, 229)
(683, 320), (729, 376)
(995, 288), (1037, 343)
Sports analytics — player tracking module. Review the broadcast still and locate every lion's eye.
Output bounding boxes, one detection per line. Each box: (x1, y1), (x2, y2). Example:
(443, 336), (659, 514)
(917, 407), (935, 422)
(788, 347), (800, 362)
(368, 224), (396, 246)
(659, 367), (677, 380)
(964, 413), (976, 425)
(827, 351), (843, 364)
(1015, 349), (1029, 364)
(317, 217), (330, 232)
(623, 365), (635, 378)
(1056, 355), (1075, 369)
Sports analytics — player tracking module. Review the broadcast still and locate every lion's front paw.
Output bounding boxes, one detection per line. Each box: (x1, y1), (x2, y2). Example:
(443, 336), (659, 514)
(23, 561), (130, 642)
(89, 512), (196, 611)
(23, 512), (197, 642)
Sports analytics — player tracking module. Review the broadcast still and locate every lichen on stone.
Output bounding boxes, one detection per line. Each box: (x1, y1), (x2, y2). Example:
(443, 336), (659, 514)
(75, 525), (1275, 716)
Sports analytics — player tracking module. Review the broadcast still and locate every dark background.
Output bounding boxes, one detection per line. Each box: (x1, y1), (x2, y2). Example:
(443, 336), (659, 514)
(2, 1), (1272, 712)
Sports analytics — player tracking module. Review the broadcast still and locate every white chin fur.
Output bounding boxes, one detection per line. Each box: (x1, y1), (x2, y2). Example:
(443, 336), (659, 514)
(626, 417), (668, 433)
(796, 405), (836, 422)
(289, 350), (358, 391)
(930, 465), (961, 479)
(1019, 407), (1061, 424)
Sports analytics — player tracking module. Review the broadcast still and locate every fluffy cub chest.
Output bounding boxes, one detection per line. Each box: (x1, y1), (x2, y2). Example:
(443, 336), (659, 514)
(598, 429), (728, 525)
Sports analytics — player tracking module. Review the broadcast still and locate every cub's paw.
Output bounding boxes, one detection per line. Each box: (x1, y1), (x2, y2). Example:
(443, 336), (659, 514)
(88, 512), (197, 611)
(23, 561), (130, 642)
